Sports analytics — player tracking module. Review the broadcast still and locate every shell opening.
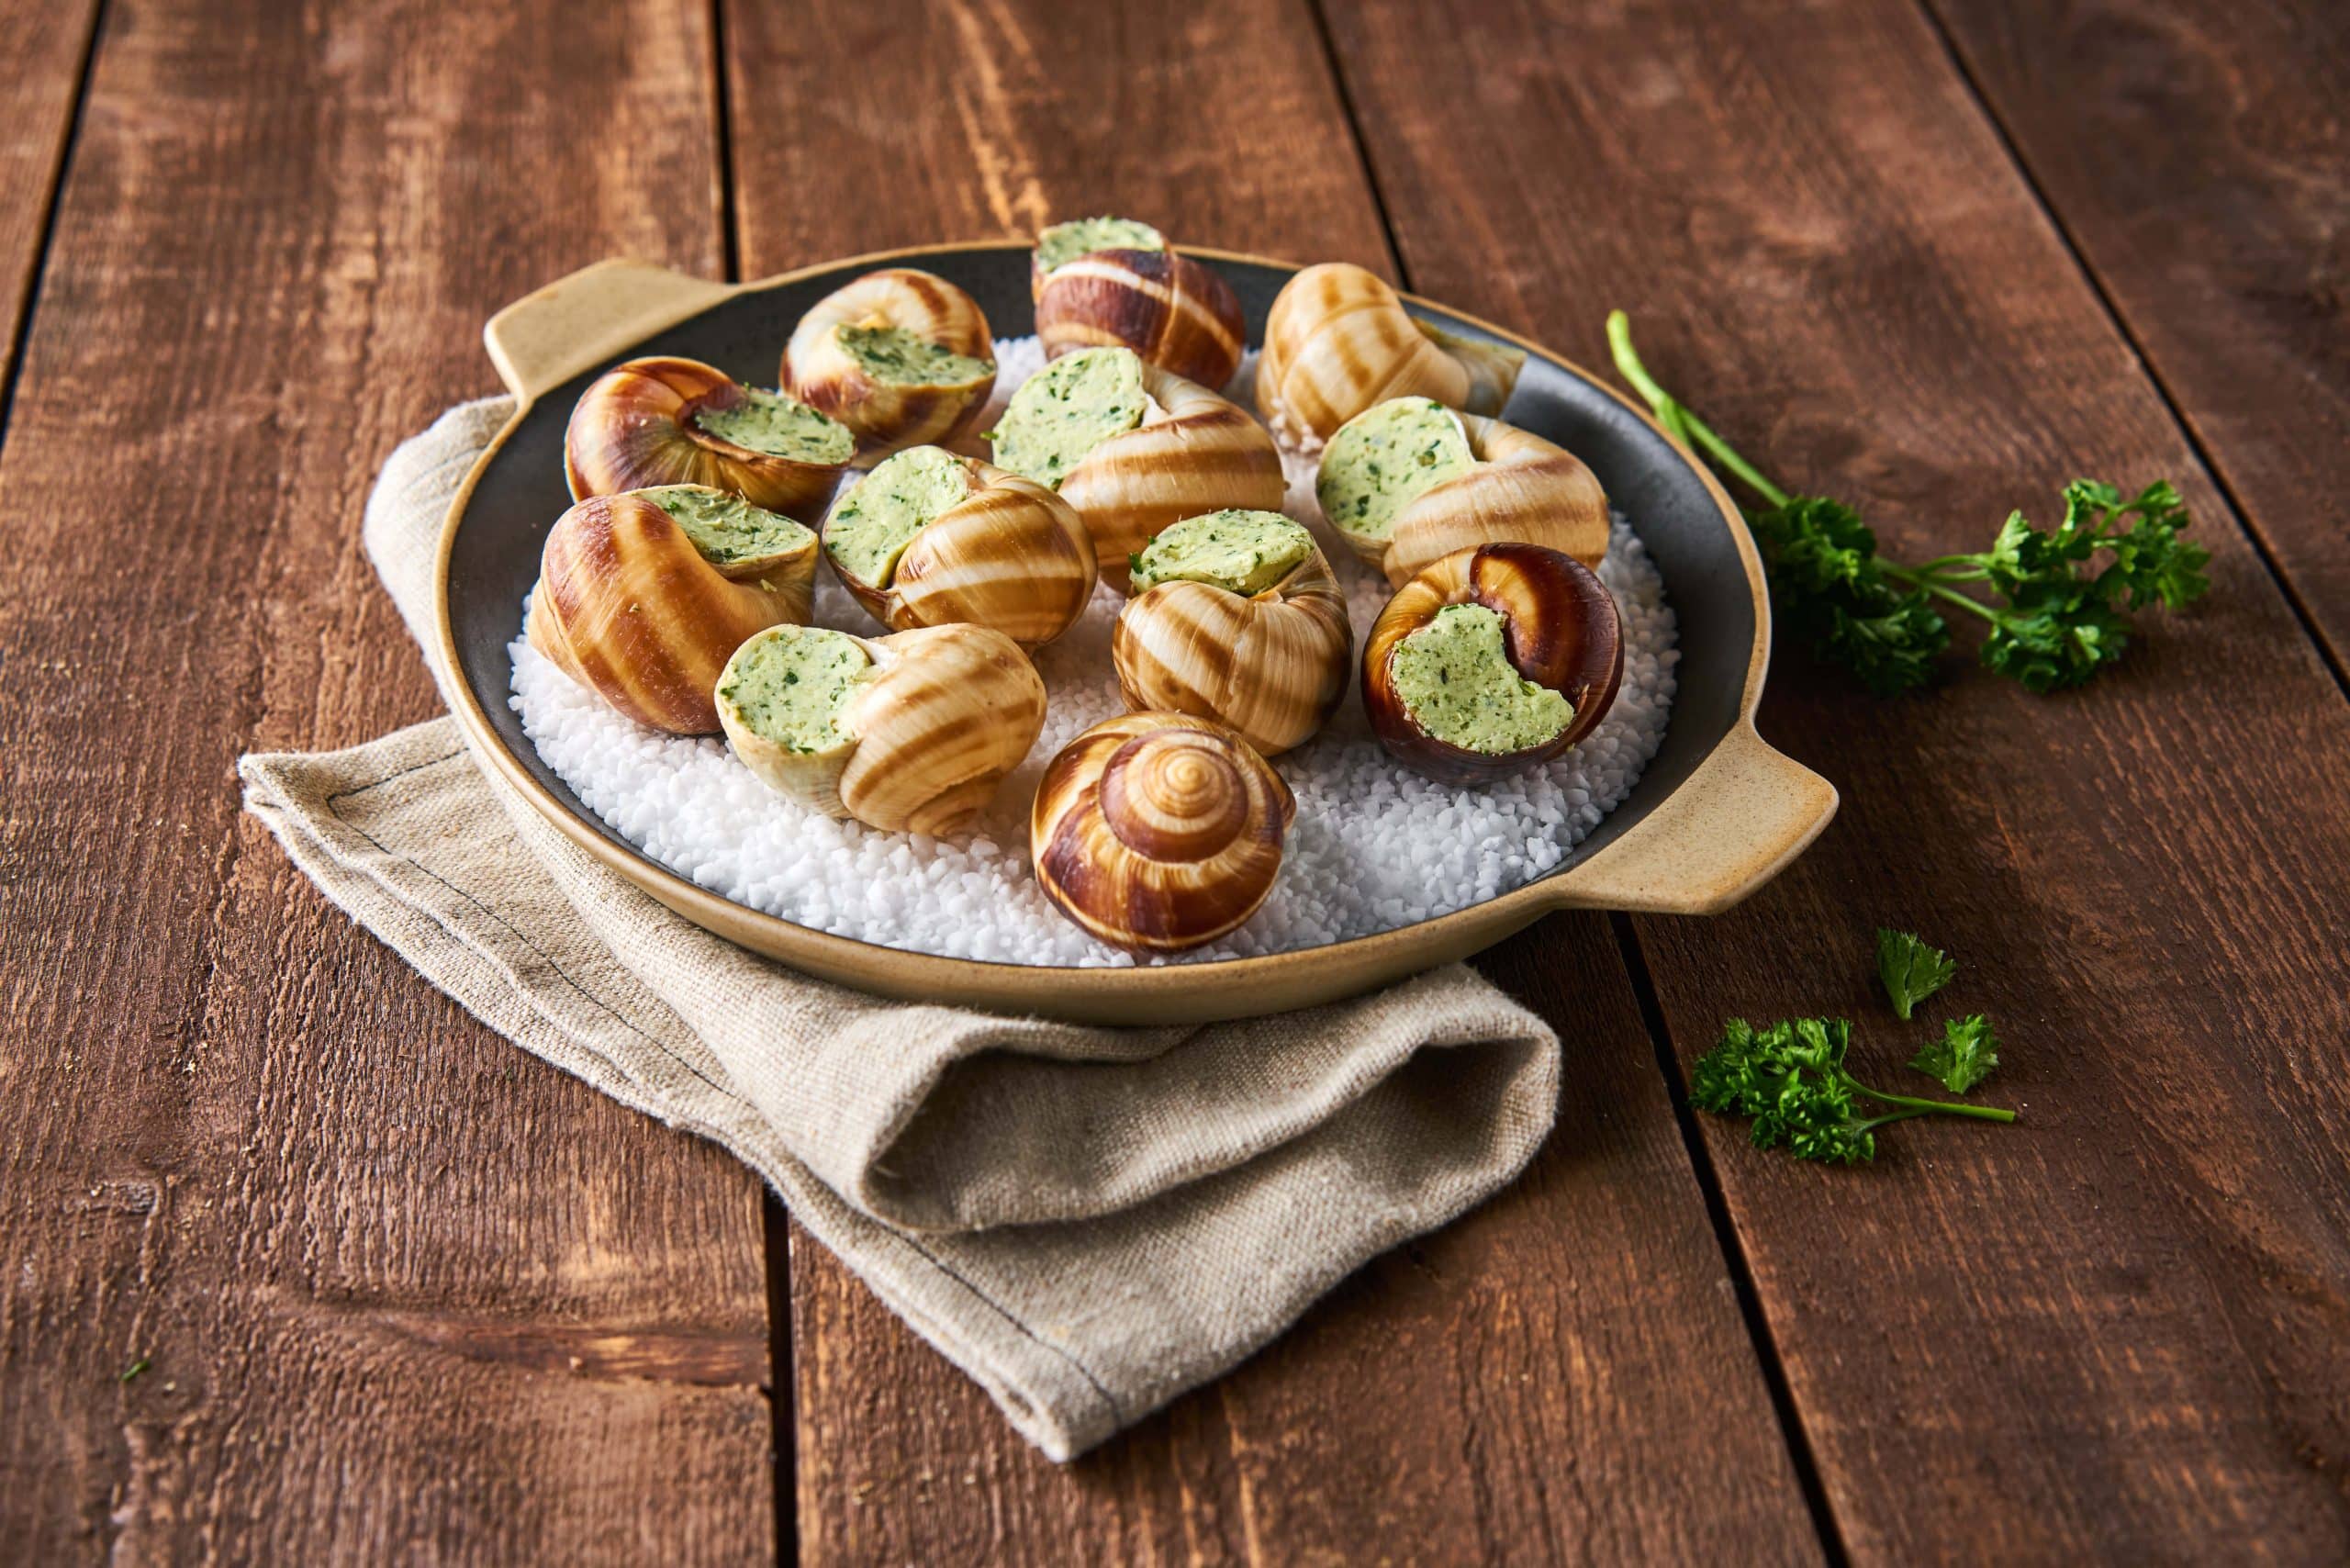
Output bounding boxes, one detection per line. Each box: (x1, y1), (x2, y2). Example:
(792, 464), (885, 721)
(693, 387), (855, 465)
(823, 446), (975, 588)
(637, 485), (814, 571)
(1034, 216), (1167, 276)
(1389, 603), (1572, 756)
(717, 625), (872, 756)
(834, 322), (996, 388)
(989, 346), (1148, 489)
(1128, 510), (1315, 598)
(1315, 398), (1476, 545)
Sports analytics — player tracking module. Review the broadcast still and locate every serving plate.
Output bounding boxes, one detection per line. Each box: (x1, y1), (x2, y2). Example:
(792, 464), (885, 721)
(435, 244), (1836, 1024)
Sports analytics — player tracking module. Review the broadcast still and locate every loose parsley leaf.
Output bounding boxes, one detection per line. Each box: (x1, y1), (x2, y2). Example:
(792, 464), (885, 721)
(1690, 1016), (2014, 1166)
(1876, 928), (1956, 1020)
(1909, 1014), (1998, 1094)
(1606, 311), (2207, 697)
(118, 1356), (151, 1384)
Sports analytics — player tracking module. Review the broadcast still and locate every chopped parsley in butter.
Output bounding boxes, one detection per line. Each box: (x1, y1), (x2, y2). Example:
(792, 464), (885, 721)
(823, 445), (977, 588)
(1034, 216), (1167, 276)
(1315, 397), (1477, 543)
(990, 346), (1148, 489)
(836, 324), (994, 387)
(640, 485), (813, 569)
(694, 387), (854, 465)
(1129, 510), (1315, 598)
(1389, 603), (1572, 754)
(717, 626), (872, 756)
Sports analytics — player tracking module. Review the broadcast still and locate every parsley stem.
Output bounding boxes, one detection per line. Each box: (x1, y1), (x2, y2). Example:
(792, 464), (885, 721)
(1846, 1077), (2019, 1122)
(1879, 565), (2003, 624)
(1606, 312), (1792, 509)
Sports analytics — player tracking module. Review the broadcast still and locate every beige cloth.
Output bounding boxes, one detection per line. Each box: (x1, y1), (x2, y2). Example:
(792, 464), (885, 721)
(240, 400), (1561, 1459)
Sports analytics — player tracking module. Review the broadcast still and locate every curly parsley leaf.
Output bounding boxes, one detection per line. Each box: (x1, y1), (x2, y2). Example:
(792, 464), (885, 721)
(1606, 311), (2207, 698)
(1875, 928), (1957, 1020)
(1909, 1014), (1998, 1095)
(1690, 1016), (2014, 1167)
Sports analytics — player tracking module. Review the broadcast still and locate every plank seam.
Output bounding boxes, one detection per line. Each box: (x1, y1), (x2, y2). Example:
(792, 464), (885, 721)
(1609, 914), (1852, 1566)
(0, 0), (106, 461)
(1300, 0), (1405, 274)
(1910, 0), (2350, 702)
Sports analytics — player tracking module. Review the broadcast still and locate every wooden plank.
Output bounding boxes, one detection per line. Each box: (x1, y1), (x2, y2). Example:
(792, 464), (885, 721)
(725, 1), (1823, 1560)
(1322, 0), (2350, 1558)
(0, 1), (774, 1560)
(1928, 0), (2350, 672)
(0, 0), (95, 386)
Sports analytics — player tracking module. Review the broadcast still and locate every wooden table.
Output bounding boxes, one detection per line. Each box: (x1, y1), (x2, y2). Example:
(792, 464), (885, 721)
(4, 0), (2345, 1560)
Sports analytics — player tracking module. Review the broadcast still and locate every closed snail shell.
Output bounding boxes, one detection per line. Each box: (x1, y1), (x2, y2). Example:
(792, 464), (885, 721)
(1316, 398), (1610, 585)
(1035, 249), (1248, 390)
(1112, 511), (1352, 756)
(527, 488), (818, 734)
(1362, 543), (1624, 786)
(822, 445), (1097, 648)
(1256, 263), (1525, 447)
(1031, 712), (1294, 954)
(716, 622), (1046, 835)
(781, 268), (998, 458)
(1056, 364), (1285, 591)
(565, 355), (854, 522)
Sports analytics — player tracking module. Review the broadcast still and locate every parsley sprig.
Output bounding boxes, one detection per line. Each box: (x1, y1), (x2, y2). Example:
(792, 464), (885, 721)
(1607, 312), (2210, 694)
(1876, 929), (1955, 1021)
(1694, 1018), (2016, 1165)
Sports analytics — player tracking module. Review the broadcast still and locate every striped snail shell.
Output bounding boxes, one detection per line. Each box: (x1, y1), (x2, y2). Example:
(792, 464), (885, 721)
(1362, 543), (1624, 786)
(564, 356), (853, 522)
(1032, 712), (1294, 954)
(1058, 365), (1286, 591)
(781, 268), (997, 458)
(717, 622), (1046, 835)
(825, 451), (1098, 649)
(527, 491), (814, 734)
(1113, 547), (1352, 756)
(1035, 250), (1248, 391)
(1356, 411), (1611, 586)
(1256, 263), (1525, 447)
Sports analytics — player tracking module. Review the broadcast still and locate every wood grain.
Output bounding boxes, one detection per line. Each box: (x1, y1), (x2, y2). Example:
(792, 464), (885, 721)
(0, 1), (773, 1561)
(1322, 0), (2350, 1557)
(0, 0), (95, 386)
(726, 1), (1820, 1561)
(1929, 0), (2350, 673)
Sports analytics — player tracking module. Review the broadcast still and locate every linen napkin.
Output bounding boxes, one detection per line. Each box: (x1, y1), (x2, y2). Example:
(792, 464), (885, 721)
(239, 399), (1561, 1459)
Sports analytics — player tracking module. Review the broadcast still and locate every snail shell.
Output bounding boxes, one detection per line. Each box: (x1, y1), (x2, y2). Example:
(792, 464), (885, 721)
(565, 355), (853, 522)
(527, 491), (815, 734)
(1362, 543), (1624, 786)
(1032, 712), (1295, 954)
(1256, 263), (1526, 447)
(825, 449), (1098, 648)
(717, 622), (1046, 835)
(781, 268), (997, 458)
(1057, 364), (1286, 590)
(1326, 407), (1612, 585)
(1035, 250), (1248, 390)
(1113, 547), (1352, 756)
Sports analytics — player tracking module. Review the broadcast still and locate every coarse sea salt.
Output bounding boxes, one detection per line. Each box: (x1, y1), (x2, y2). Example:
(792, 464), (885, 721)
(509, 337), (1679, 967)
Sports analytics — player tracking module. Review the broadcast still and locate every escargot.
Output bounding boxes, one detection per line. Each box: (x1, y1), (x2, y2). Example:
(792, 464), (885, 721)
(822, 444), (1096, 648)
(1031, 711), (1294, 955)
(527, 487), (820, 734)
(1031, 216), (1247, 389)
(781, 268), (997, 457)
(715, 622), (1046, 835)
(1316, 398), (1609, 584)
(1113, 510), (1351, 756)
(1362, 543), (1624, 785)
(564, 356), (855, 522)
(990, 346), (1284, 589)
(1256, 263), (1525, 447)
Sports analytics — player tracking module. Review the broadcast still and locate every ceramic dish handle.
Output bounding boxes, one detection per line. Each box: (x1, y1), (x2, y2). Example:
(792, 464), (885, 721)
(1548, 722), (1837, 915)
(483, 258), (737, 401)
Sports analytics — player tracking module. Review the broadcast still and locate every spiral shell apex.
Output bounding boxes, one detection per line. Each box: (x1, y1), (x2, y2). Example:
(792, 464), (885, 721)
(781, 268), (997, 457)
(1036, 250), (1248, 391)
(528, 493), (811, 734)
(564, 356), (853, 522)
(1032, 713), (1294, 954)
(1256, 263), (1525, 446)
